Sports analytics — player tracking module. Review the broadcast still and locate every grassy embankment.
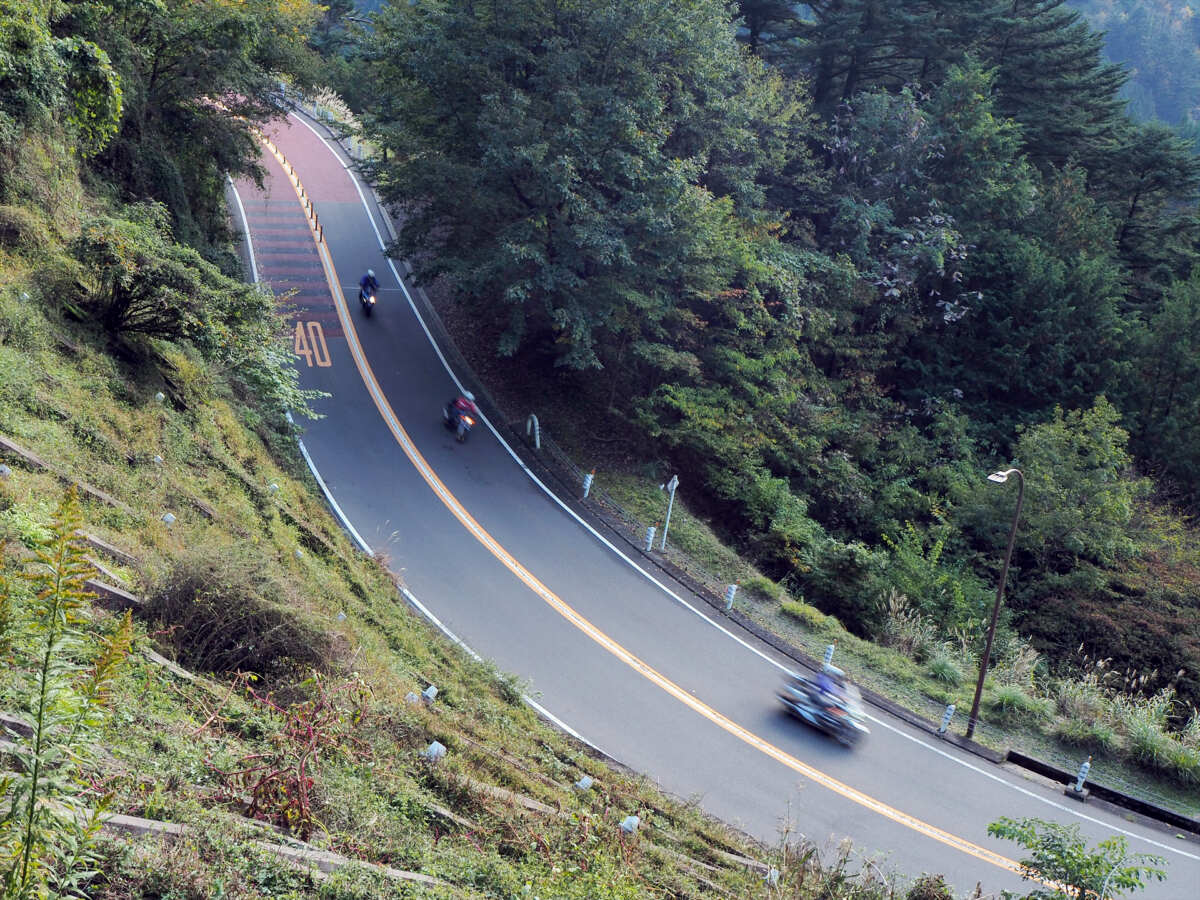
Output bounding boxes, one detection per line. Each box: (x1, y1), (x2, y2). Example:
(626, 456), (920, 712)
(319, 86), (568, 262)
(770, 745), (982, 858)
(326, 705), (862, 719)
(0, 174), (955, 896)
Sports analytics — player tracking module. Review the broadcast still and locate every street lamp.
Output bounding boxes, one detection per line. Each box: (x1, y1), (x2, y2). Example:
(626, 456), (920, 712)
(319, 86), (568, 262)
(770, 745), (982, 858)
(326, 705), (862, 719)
(964, 467), (1024, 740)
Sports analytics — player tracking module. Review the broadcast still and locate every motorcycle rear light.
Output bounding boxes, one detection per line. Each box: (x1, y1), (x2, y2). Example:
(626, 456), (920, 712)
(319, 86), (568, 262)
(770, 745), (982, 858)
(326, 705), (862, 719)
(463, 416), (475, 426)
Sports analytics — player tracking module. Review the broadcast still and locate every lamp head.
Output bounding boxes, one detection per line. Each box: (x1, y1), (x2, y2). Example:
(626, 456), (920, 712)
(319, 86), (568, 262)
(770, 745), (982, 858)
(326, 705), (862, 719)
(988, 467), (1021, 484)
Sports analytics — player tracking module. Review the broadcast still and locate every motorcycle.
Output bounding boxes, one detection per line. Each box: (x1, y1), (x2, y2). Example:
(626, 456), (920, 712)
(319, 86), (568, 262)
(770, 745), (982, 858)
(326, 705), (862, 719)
(359, 285), (377, 316)
(442, 404), (475, 442)
(777, 668), (870, 747)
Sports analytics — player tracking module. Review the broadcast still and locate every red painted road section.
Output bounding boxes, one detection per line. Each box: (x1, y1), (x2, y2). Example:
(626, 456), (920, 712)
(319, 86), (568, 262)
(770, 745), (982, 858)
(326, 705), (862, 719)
(233, 139), (343, 339)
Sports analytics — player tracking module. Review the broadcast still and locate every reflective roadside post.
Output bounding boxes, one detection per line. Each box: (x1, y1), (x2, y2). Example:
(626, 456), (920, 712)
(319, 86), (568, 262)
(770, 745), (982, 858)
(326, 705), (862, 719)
(659, 475), (679, 550)
(965, 468), (1024, 740)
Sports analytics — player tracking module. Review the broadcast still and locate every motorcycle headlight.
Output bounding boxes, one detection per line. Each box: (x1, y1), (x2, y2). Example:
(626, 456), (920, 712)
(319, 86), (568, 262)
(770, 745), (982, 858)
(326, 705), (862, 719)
(462, 415), (475, 426)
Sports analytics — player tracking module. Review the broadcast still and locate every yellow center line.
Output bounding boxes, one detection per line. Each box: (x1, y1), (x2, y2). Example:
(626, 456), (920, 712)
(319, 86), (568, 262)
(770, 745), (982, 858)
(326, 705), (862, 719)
(266, 138), (1025, 880)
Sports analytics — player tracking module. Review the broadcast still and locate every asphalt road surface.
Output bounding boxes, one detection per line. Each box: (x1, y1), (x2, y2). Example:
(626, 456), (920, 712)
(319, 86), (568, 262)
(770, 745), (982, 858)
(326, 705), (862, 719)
(228, 110), (1200, 898)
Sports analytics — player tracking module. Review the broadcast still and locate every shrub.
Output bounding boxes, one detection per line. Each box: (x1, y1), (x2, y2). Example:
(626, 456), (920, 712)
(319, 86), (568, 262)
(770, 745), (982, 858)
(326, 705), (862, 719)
(906, 874), (954, 900)
(877, 589), (938, 662)
(1054, 718), (1117, 753)
(0, 203), (43, 249)
(0, 287), (49, 353)
(988, 817), (1166, 899)
(880, 522), (990, 630)
(1126, 720), (1176, 772)
(987, 684), (1048, 726)
(796, 537), (888, 634)
(1166, 744), (1200, 785)
(742, 574), (783, 602)
(780, 599), (834, 632)
(1053, 671), (1109, 721)
(927, 652), (962, 686)
(144, 543), (335, 679)
(1181, 712), (1200, 751)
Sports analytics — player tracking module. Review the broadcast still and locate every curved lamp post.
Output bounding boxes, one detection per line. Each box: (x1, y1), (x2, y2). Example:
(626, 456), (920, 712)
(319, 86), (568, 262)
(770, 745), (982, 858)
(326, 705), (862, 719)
(965, 467), (1024, 740)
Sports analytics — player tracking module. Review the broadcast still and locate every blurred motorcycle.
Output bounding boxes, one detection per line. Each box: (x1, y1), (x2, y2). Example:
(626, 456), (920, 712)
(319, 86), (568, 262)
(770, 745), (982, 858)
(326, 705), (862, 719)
(777, 666), (870, 746)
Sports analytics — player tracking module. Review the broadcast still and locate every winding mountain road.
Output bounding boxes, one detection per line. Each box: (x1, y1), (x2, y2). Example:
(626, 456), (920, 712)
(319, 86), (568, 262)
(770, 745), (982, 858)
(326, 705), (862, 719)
(228, 110), (1200, 898)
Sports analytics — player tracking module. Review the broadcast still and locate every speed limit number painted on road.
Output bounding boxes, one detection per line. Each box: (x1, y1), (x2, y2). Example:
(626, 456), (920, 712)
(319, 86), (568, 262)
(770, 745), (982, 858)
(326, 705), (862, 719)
(294, 321), (331, 367)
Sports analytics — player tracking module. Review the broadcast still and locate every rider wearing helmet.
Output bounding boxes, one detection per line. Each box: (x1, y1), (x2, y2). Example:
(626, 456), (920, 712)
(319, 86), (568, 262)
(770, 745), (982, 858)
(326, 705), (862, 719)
(360, 269), (379, 297)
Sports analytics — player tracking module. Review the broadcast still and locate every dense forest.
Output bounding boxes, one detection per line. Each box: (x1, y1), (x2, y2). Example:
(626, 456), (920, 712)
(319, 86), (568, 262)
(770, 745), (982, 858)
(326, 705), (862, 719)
(326, 0), (1200, 720)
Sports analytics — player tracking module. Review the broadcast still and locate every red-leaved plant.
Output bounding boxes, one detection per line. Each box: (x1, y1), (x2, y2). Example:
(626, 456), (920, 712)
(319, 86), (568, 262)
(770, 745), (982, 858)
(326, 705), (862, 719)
(210, 671), (369, 839)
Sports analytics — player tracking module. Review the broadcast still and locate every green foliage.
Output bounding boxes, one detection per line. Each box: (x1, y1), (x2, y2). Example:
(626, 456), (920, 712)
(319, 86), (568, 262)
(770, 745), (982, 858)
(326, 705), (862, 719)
(368, 0), (820, 369)
(55, 35), (122, 158)
(58, 0), (320, 249)
(72, 201), (321, 420)
(144, 541), (336, 680)
(797, 537), (888, 634)
(742, 574), (784, 601)
(1055, 718), (1118, 754)
(0, 4), (63, 156)
(986, 684), (1048, 727)
(905, 873), (954, 900)
(0, 2), (121, 194)
(926, 653), (962, 687)
(881, 522), (989, 631)
(780, 599), (837, 633)
(1124, 268), (1200, 502)
(986, 816), (1166, 899)
(0, 489), (134, 898)
(1012, 399), (1146, 568)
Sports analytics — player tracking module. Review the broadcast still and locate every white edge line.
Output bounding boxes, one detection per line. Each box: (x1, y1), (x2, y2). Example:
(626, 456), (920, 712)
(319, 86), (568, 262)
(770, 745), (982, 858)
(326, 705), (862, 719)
(399, 587), (608, 753)
(228, 176), (372, 556)
(284, 111), (1200, 861)
(866, 714), (1200, 860)
(230, 156), (608, 764)
(226, 175), (259, 284)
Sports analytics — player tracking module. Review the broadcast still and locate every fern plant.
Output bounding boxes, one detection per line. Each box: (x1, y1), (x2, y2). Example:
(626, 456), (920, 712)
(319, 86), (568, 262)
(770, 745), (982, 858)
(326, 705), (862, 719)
(0, 489), (133, 898)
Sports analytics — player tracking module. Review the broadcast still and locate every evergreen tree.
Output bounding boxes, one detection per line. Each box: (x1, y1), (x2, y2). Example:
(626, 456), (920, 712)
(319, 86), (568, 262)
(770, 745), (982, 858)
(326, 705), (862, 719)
(734, 0), (804, 64)
(1087, 122), (1200, 300)
(1124, 268), (1200, 501)
(983, 0), (1128, 173)
(366, 0), (819, 370)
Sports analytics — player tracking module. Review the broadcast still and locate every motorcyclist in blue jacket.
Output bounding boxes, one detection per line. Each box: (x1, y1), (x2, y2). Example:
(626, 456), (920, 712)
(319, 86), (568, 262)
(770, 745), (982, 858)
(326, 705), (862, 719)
(359, 269), (379, 298)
